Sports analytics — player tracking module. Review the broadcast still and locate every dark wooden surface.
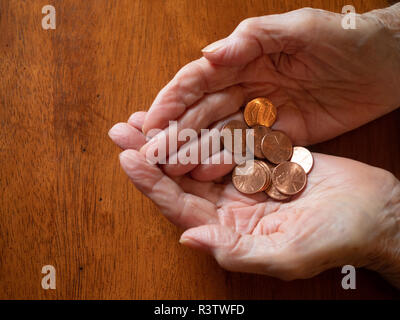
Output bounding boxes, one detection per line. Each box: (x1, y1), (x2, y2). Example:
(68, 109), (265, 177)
(0, 0), (399, 299)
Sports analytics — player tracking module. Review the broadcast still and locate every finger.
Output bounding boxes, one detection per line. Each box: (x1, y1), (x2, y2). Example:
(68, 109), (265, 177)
(142, 57), (241, 136)
(161, 111), (244, 177)
(127, 111), (147, 130)
(190, 149), (236, 182)
(108, 122), (147, 150)
(119, 149), (218, 229)
(175, 176), (223, 205)
(140, 86), (245, 162)
(143, 8), (317, 138)
(109, 112), (148, 150)
(202, 9), (314, 66)
(180, 224), (293, 277)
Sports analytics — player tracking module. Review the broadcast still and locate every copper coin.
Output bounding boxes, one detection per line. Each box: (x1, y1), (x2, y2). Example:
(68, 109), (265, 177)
(272, 162), (307, 196)
(232, 160), (267, 194)
(256, 161), (272, 191)
(262, 161), (289, 200)
(261, 130), (293, 164)
(221, 120), (248, 155)
(244, 98), (277, 127)
(246, 125), (271, 158)
(290, 146), (314, 174)
(265, 184), (290, 201)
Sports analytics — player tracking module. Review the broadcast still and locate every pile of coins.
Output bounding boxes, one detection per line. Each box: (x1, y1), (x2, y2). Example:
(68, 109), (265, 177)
(222, 98), (314, 201)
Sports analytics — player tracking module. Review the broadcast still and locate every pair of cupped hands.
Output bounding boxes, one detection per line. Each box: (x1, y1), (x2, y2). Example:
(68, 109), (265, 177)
(109, 7), (400, 286)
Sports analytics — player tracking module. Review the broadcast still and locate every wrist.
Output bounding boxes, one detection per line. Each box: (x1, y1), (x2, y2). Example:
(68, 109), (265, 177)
(362, 3), (400, 109)
(365, 174), (400, 288)
(365, 3), (400, 32)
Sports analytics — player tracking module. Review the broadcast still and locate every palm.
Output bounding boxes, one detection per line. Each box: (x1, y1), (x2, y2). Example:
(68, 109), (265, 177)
(179, 153), (365, 238)
(171, 152), (386, 278)
(111, 7), (400, 280)
(115, 148), (389, 280)
(112, 111), (397, 280)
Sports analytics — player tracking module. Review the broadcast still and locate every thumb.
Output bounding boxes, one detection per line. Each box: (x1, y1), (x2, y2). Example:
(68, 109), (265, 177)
(201, 9), (317, 66)
(179, 224), (252, 272)
(180, 224), (240, 254)
(179, 224), (285, 275)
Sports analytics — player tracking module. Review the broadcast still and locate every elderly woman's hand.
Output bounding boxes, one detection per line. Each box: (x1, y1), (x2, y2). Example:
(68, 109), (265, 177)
(109, 116), (400, 287)
(135, 5), (400, 181)
(109, 4), (400, 287)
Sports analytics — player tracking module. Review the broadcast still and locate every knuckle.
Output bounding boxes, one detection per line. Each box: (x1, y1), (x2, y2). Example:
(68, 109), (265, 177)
(284, 8), (321, 48)
(296, 8), (319, 28)
(214, 253), (236, 272)
(298, 7), (317, 16)
(237, 17), (259, 34)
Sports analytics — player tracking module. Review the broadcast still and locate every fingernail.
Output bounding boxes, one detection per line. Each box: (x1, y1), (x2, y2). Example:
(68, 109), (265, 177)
(179, 236), (202, 248)
(119, 150), (134, 161)
(128, 113), (146, 130)
(201, 39), (227, 53)
(179, 237), (194, 245)
(128, 117), (142, 130)
(108, 123), (125, 140)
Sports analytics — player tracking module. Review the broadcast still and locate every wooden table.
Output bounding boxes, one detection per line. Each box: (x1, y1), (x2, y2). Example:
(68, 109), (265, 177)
(1, 0), (399, 299)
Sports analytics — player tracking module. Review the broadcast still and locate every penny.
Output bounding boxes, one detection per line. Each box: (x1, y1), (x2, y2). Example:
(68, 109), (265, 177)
(256, 161), (272, 191)
(261, 130), (293, 164)
(221, 120), (248, 155)
(229, 97), (314, 201)
(244, 98), (277, 127)
(272, 162), (307, 195)
(290, 146), (314, 174)
(265, 184), (290, 201)
(260, 161), (290, 200)
(246, 125), (271, 158)
(232, 160), (267, 194)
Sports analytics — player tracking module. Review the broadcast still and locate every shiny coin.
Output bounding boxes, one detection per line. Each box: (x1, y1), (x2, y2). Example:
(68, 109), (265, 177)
(244, 98), (277, 127)
(272, 162), (307, 196)
(262, 161), (290, 200)
(246, 125), (271, 158)
(265, 184), (290, 201)
(221, 120), (248, 155)
(290, 146), (314, 174)
(255, 160), (272, 191)
(261, 130), (293, 164)
(232, 160), (268, 194)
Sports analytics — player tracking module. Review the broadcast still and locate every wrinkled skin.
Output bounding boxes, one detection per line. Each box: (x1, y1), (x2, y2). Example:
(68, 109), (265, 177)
(109, 6), (400, 286)
(136, 7), (400, 181)
(110, 113), (400, 286)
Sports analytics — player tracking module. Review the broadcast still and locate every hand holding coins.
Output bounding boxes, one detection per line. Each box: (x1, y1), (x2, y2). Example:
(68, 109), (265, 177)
(110, 7), (400, 286)
(223, 98), (314, 201)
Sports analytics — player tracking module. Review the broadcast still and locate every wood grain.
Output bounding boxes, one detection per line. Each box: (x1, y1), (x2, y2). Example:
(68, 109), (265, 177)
(0, 0), (399, 299)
